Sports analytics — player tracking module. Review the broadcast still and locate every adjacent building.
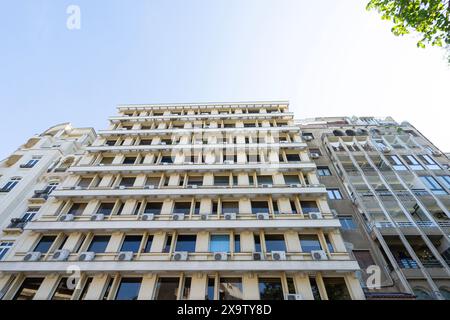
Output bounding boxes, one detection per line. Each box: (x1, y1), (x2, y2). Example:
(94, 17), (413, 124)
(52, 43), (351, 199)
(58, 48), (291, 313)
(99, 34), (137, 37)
(0, 102), (365, 300)
(299, 116), (450, 300)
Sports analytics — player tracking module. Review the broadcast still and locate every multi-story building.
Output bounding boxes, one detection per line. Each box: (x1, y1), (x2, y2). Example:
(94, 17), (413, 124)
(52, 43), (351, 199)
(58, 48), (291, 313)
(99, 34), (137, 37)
(0, 123), (96, 298)
(0, 102), (365, 300)
(299, 116), (450, 300)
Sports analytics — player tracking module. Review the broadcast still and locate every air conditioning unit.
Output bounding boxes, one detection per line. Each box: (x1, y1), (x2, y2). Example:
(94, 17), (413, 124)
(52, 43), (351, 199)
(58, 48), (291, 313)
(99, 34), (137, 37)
(172, 213), (185, 221)
(289, 184), (302, 188)
(285, 294), (304, 300)
(99, 163), (105, 166)
(187, 185), (198, 189)
(432, 151), (441, 157)
(256, 212), (269, 220)
(309, 212), (323, 220)
(381, 147), (391, 153)
(200, 213), (209, 220)
(162, 162), (170, 165)
(160, 142), (166, 145)
(224, 212), (237, 220)
(173, 251), (188, 261)
(280, 140), (289, 144)
(23, 252), (42, 262)
(60, 214), (75, 222)
(75, 186), (83, 190)
(146, 185), (155, 189)
(142, 213), (155, 221)
(117, 251), (134, 261)
(303, 136), (313, 141)
(224, 160), (234, 164)
(52, 249), (70, 261)
(261, 184), (273, 188)
(311, 250), (328, 261)
(78, 252), (96, 261)
(271, 251), (286, 261)
(214, 252), (228, 261)
(91, 214), (105, 221)
(119, 185), (127, 190)
(310, 153), (320, 159)
(252, 252), (264, 261)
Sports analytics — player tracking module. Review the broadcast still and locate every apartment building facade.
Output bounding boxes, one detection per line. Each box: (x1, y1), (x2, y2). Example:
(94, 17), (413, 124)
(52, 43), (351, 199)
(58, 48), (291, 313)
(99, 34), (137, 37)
(299, 117), (450, 300)
(0, 102), (365, 300)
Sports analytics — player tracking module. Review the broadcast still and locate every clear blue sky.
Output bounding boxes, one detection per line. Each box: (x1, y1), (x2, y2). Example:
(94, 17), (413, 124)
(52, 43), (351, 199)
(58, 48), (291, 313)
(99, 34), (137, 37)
(1, 0), (449, 159)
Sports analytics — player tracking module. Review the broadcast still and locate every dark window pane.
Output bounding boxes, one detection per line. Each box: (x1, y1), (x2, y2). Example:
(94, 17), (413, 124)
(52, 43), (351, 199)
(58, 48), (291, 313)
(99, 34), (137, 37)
(175, 235), (196, 252)
(323, 278), (351, 300)
(206, 278), (215, 300)
(34, 236), (56, 253)
(144, 202), (162, 214)
(13, 277), (44, 300)
(299, 235), (322, 253)
(87, 236), (110, 253)
(79, 277), (93, 300)
(310, 277), (322, 300)
(51, 278), (74, 300)
(300, 201), (319, 214)
(144, 235), (153, 253)
(115, 278), (142, 300)
(258, 278), (284, 300)
(120, 235), (142, 253)
(154, 278), (179, 300)
(265, 235), (286, 252)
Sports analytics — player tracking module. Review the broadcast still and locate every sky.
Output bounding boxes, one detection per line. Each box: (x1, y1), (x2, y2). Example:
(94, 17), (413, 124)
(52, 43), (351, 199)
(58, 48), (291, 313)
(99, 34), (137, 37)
(0, 0), (449, 159)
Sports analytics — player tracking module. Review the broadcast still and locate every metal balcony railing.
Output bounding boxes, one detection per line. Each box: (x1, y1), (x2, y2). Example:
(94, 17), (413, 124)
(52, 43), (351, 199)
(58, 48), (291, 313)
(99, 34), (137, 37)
(6, 218), (27, 229)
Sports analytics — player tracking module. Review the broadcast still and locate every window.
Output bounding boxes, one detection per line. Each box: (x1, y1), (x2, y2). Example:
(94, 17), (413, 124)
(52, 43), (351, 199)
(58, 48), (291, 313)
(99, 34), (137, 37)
(160, 156), (173, 164)
(309, 277), (321, 300)
(210, 235), (230, 252)
(0, 242), (13, 260)
(437, 176), (450, 189)
(13, 277), (44, 300)
(299, 235), (322, 253)
(67, 203), (87, 216)
(187, 176), (203, 186)
(97, 203), (115, 215)
(254, 234), (262, 252)
(222, 201), (239, 214)
(1, 177), (21, 192)
(323, 278), (351, 300)
(402, 155), (423, 170)
(251, 201), (269, 214)
(388, 155), (407, 171)
(339, 217), (357, 230)
(123, 157), (137, 165)
(258, 278), (284, 300)
(420, 176), (447, 195)
(78, 277), (93, 300)
(22, 207), (39, 222)
(102, 277), (114, 300)
(78, 178), (93, 188)
(264, 235), (286, 252)
(175, 235), (196, 252)
(119, 177), (136, 187)
(164, 235), (173, 253)
(310, 148), (321, 156)
(115, 278), (142, 300)
(234, 235), (241, 253)
(100, 157), (114, 165)
(206, 277), (216, 300)
(144, 202), (162, 215)
(21, 157), (40, 168)
(143, 235), (153, 253)
(219, 278), (243, 300)
(419, 154), (440, 170)
(105, 139), (117, 146)
(87, 235), (110, 253)
(300, 201), (319, 214)
(154, 278), (180, 300)
(413, 287), (433, 300)
(317, 166), (332, 176)
(214, 175), (230, 186)
(52, 278), (75, 300)
(34, 235), (56, 253)
(120, 235), (142, 253)
(180, 277), (192, 300)
(324, 234), (334, 253)
(139, 139), (152, 146)
(258, 175), (273, 185)
(286, 154), (301, 162)
(173, 202), (191, 214)
(327, 188), (343, 200)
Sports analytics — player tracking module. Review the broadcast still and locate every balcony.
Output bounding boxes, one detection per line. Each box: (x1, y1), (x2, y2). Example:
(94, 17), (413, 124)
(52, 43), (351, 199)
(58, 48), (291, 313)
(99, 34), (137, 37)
(51, 184), (327, 199)
(5, 218), (27, 230)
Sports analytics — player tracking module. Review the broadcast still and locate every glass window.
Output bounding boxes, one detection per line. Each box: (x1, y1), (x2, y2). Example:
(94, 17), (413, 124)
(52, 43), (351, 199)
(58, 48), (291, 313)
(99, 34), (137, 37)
(257, 175), (273, 185)
(0, 242), (13, 260)
(285, 154), (301, 162)
(163, 235), (172, 253)
(144, 202), (162, 215)
(97, 203), (115, 215)
(67, 203), (87, 216)
(78, 277), (93, 300)
(214, 175), (230, 186)
(389, 155), (407, 171)
(258, 278), (284, 300)
(327, 189), (343, 200)
(181, 277), (192, 300)
(13, 277), (44, 300)
(300, 201), (319, 214)
(173, 202), (191, 214)
(254, 234), (262, 252)
(78, 178), (92, 188)
(402, 155), (423, 170)
(154, 278), (179, 300)
(120, 235), (142, 253)
(310, 277), (321, 300)
(175, 235), (196, 252)
(119, 177), (136, 187)
(284, 175), (300, 184)
(420, 176), (447, 195)
(437, 176), (450, 189)
(251, 201), (269, 214)
(1, 177), (21, 192)
(317, 167), (332, 176)
(419, 155), (440, 170)
(222, 202), (239, 214)
(219, 278), (243, 300)
(115, 278), (142, 300)
(323, 278), (351, 300)
(210, 235), (230, 252)
(51, 278), (75, 300)
(299, 235), (322, 253)
(234, 235), (241, 253)
(22, 207), (39, 222)
(339, 217), (357, 230)
(87, 235), (110, 253)
(264, 235), (286, 252)
(34, 235), (56, 253)
(144, 235), (153, 253)
(123, 157), (137, 165)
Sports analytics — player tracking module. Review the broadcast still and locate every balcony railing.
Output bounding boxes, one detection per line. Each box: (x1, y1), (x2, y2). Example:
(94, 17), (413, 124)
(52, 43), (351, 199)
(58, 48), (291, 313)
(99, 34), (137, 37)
(6, 218), (27, 229)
